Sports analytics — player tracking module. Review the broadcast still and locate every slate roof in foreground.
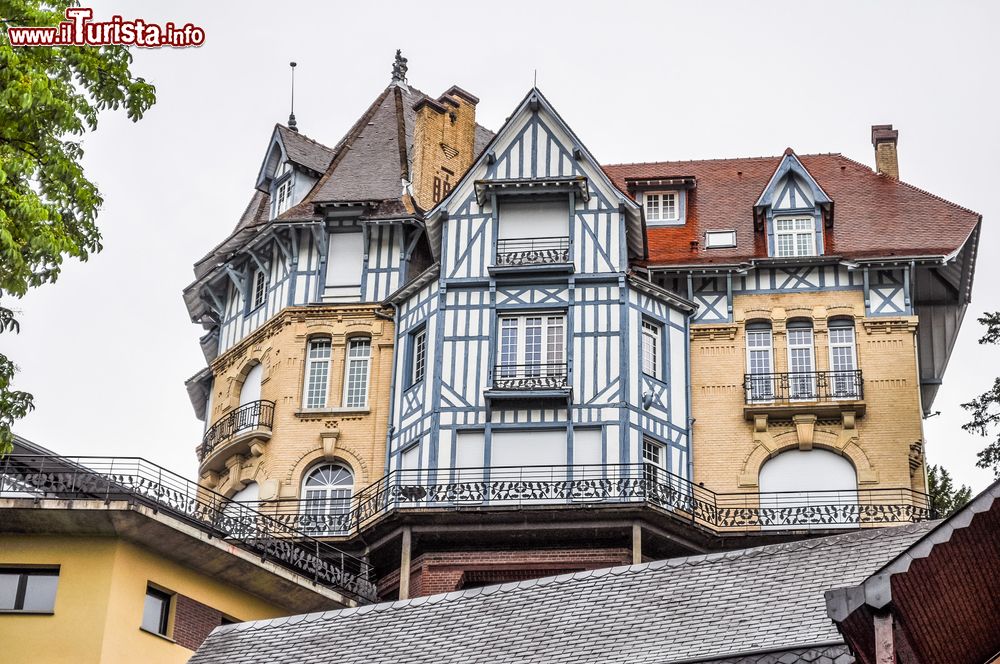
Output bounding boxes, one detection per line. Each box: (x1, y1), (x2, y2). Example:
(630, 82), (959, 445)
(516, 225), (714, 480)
(190, 522), (935, 664)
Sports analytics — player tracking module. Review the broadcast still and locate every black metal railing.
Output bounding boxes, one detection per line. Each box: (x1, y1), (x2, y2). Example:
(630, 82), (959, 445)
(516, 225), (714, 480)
(743, 370), (864, 404)
(495, 237), (570, 268)
(0, 455), (377, 603)
(199, 400), (275, 461)
(246, 464), (933, 537)
(492, 363), (569, 391)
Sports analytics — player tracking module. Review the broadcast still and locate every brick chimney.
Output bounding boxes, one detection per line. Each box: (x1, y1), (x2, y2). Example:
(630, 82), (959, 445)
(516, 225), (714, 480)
(411, 86), (479, 211)
(871, 124), (899, 179)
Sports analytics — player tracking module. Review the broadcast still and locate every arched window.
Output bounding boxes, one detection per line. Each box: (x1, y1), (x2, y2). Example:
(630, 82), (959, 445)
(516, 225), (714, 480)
(239, 363), (263, 406)
(759, 449), (858, 529)
(828, 318), (860, 398)
(343, 338), (371, 408)
(745, 321), (774, 402)
(302, 464), (354, 535)
(786, 319), (815, 399)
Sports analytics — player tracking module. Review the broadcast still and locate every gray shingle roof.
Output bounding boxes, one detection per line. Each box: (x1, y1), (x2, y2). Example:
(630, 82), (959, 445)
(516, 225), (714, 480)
(276, 125), (336, 175)
(190, 522), (935, 664)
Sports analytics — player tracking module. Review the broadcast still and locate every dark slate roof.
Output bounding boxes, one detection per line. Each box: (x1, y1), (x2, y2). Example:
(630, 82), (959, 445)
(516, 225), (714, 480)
(190, 522), (935, 664)
(276, 125), (336, 175)
(603, 153), (981, 266)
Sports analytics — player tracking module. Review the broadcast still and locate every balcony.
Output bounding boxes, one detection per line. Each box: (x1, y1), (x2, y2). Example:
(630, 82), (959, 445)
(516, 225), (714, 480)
(743, 370), (865, 420)
(490, 237), (572, 275)
(198, 400), (275, 469)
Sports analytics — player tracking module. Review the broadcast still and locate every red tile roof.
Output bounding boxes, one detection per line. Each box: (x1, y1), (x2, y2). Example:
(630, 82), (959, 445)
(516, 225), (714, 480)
(603, 153), (981, 266)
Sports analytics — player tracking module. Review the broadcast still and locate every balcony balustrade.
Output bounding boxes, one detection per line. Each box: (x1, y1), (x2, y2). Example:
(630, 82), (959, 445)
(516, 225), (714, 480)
(743, 370), (864, 404)
(491, 363), (568, 391)
(494, 237), (570, 270)
(198, 400), (275, 463)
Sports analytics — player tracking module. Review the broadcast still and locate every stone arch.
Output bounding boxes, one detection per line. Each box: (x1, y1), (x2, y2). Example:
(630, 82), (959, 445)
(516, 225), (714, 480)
(740, 428), (877, 488)
(286, 445), (370, 498)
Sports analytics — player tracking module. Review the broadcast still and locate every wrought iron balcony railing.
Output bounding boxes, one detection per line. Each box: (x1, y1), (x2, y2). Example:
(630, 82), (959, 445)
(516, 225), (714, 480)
(495, 236), (570, 268)
(0, 454), (377, 603)
(743, 370), (864, 404)
(199, 400), (274, 461)
(246, 464), (933, 537)
(492, 363), (569, 391)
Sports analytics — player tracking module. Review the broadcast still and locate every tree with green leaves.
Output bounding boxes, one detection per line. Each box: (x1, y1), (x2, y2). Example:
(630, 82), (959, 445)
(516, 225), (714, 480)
(962, 311), (1000, 478)
(0, 1), (156, 453)
(926, 464), (972, 518)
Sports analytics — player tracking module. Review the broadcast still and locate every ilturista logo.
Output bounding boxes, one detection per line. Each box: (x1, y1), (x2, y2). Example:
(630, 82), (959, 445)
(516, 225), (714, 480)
(7, 7), (205, 48)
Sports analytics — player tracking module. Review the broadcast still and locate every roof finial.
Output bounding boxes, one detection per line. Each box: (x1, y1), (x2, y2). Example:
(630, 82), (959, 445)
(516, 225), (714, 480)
(391, 49), (408, 86)
(288, 61), (298, 132)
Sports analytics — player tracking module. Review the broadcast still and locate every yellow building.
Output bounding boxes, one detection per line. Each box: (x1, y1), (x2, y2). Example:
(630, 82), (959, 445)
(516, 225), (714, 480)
(0, 437), (369, 663)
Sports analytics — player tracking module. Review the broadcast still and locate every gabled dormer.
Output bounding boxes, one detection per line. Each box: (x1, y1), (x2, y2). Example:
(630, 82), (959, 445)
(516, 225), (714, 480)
(754, 149), (833, 258)
(255, 125), (334, 219)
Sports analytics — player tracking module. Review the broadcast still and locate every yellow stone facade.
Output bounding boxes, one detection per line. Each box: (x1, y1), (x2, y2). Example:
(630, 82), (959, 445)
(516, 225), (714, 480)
(690, 289), (927, 498)
(198, 304), (394, 502)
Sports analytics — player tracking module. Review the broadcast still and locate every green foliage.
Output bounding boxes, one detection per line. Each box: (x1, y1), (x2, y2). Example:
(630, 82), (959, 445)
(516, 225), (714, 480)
(926, 464), (972, 518)
(962, 312), (1000, 477)
(0, 0), (156, 453)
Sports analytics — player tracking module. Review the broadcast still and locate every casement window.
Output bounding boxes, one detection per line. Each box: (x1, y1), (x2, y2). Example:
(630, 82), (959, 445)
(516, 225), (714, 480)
(497, 314), (565, 378)
(274, 178), (293, 217)
(251, 268), (267, 310)
(302, 464), (353, 528)
(644, 191), (681, 225)
(829, 319), (860, 397)
(641, 319), (662, 379)
(745, 323), (774, 402)
(774, 217), (816, 257)
(141, 585), (172, 636)
(409, 327), (427, 387)
(787, 320), (816, 399)
(642, 438), (666, 485)
(303, 338), (332, 409)
(0, 567), (58, 613)
(343, 338), (372, 408)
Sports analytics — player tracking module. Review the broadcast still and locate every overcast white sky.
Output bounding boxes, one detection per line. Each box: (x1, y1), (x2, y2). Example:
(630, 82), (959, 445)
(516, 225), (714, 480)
(5, 0), (998, 492)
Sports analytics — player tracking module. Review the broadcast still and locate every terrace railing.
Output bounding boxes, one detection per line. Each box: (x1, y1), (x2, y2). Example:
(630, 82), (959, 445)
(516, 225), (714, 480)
(199, 400), (274, 461)
(495, 237), (570, 268)
(0, 455), (377, 603)
(492, 363), (569, 391)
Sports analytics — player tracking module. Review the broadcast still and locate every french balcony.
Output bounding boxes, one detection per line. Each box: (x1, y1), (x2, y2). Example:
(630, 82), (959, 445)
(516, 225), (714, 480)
(198, 400), (275, 471)
(489, 237), (572, 275)
(485, 363), (571, 413)
(742, 370), (865, 420)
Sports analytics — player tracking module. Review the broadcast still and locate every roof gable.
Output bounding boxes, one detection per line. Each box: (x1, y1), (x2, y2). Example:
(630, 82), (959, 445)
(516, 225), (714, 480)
(254, 125), (335, 192)
(755, 149), (832, 212)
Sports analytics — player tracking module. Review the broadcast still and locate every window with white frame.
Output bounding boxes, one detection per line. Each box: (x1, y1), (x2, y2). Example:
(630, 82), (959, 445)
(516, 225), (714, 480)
(302, 464), (353, 534)
(774, 217), (816, 257)
(705, 231), (737, 248)
(274, 176), (293, 217)
(410, 327), (427, 386)
(746, 323), (774, 401)
(787, 320), (816, 399)
(497, 314), (565, 378)
(343, 338), (371, 408)
(829, 319), (859, 397)
(251, 268), (267, 310)
(303, 338), (331, 409)
(641, 319), (661, 379)
(644, 192), (681, 224)
(642, 437), (666, 485)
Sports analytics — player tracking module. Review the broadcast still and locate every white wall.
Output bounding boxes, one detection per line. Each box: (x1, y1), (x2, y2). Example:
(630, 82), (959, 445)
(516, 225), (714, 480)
(491, 429), (567, 467)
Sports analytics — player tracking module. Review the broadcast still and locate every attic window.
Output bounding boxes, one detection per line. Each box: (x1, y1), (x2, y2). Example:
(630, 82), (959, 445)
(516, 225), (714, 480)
(774, 217), (816, 257)
(274, 178), (293, 216)
(705, 231), (737, 249)
(643, 192), (684, 226)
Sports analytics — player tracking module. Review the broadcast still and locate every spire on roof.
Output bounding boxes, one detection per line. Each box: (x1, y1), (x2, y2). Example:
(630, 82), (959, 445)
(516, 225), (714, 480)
(288, 61), (298, 132)
(391, 49), (408, 88)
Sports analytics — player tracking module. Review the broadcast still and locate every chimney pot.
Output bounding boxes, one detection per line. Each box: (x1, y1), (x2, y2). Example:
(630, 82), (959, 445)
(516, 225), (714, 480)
(871, 124), (899, 179)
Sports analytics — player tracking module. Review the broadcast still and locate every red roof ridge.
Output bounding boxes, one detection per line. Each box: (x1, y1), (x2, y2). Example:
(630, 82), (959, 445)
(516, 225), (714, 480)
(603, 152), (846, 169)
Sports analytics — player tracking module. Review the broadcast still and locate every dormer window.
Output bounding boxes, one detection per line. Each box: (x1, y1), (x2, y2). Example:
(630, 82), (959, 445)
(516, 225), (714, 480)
(774, 217), (816, 257)
(643, 192), (683, 226)
(274, 178), (293, 217)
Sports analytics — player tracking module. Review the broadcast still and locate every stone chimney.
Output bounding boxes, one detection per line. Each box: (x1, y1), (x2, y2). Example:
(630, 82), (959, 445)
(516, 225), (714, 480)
(871, 124), (899, 179)
(411, 86), (479, 211)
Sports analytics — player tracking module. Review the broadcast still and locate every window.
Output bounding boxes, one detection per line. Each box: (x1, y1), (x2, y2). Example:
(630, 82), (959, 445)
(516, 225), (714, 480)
(497, 314), (565, 379)
(251, 268), (267, 310)
(787, 320), (816, 399)
(409, 328), (427, 387)
(497, 200), (569, 240)
(705, 230), (737, 248)
(641, 320), (661, 379)
(644, 192), (681, 225)
(303, 338), (331, 409)
(745, 323), (774, 402)
(302, 464), (353, 534)
(642, 438), (666, 485)
(274, 177), (293, 216)
(829, 319), (859, 398)
(774, 217), (816, 257)
(344, 338), (371, 408)
(142, 586), (171, 636)
(0, 568), (58, 612)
